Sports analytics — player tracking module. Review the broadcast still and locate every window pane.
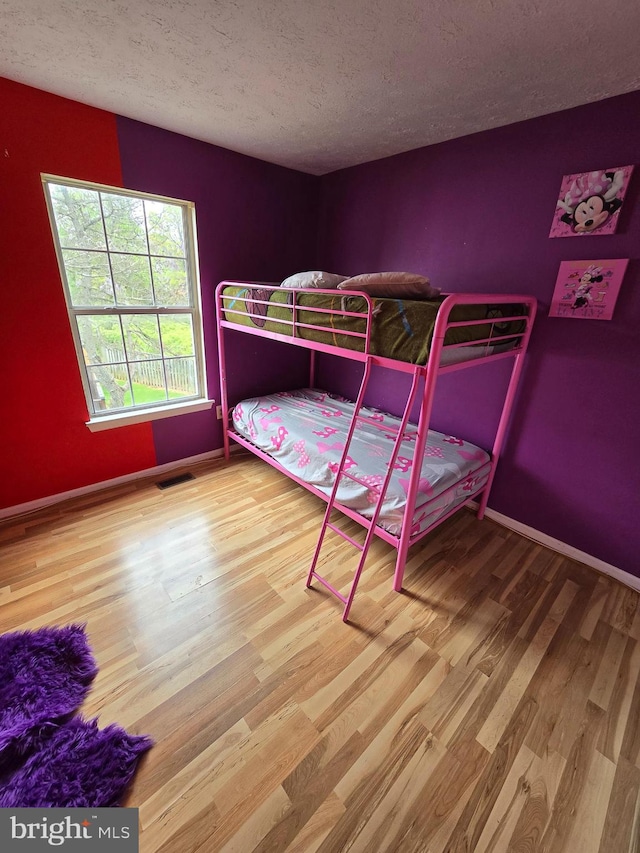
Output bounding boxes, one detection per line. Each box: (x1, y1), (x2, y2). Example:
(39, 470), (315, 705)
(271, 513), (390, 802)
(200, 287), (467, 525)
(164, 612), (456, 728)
(49, 185), (107, 250)
(77, 316), (125, 366)
(121, 314), (162, 361)
(102, 193), (149, 254)
(165, 357), (197, 397)
(130, 361), (168, 405)
(87, 363), (131, 411)
(62, 249), (114, 306)
(111, 253), (154, 305)
(151, 257), (189, 305)
(159, 314), (195, 357)
(145, 200), (186, 257)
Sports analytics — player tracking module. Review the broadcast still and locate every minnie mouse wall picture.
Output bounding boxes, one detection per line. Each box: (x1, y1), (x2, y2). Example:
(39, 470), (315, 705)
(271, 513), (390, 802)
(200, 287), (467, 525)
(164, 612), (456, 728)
(549, 259), (629, 320)
(549, 165), (634, 237)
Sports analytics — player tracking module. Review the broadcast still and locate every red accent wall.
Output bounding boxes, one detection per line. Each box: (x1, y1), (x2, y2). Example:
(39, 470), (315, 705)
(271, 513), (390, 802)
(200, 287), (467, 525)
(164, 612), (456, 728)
(0, 78), (156, 508)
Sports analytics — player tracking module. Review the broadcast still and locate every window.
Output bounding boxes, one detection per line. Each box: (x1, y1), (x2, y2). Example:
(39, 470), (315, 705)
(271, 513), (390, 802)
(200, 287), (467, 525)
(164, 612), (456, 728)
(43, 176), (209, 430)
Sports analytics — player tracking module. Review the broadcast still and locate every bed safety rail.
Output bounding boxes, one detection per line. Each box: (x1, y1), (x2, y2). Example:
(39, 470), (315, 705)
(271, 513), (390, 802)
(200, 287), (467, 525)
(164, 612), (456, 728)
(216, 280), (377, 358)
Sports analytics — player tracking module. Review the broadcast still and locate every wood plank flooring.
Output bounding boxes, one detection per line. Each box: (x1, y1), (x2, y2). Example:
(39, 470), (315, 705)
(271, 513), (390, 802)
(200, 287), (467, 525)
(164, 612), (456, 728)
(1, 452), (639, 852)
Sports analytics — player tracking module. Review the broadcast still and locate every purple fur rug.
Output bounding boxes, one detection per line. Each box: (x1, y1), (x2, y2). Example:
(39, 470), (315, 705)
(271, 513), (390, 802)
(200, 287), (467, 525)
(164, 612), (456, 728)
(0, 624), (152, 807)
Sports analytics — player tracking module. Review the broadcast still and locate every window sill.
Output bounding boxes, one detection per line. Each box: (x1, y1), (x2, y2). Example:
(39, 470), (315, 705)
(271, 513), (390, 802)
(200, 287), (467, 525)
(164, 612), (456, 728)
(86, 399), (215, 432)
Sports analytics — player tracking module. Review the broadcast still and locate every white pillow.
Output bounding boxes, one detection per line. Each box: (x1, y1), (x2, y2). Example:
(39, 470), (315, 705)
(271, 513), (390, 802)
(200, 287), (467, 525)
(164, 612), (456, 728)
(281, 271), (348, 289)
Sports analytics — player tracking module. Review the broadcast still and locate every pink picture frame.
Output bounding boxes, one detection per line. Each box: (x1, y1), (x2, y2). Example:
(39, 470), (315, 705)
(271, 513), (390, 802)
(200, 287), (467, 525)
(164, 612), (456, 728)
(549, 259), (629, 320)
(549, 165), (634, 238)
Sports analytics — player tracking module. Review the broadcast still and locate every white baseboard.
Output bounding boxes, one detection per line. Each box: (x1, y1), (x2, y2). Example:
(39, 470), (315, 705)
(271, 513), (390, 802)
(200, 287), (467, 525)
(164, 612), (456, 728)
(0, 448), (227, 521)
(474, 503), (640, 593)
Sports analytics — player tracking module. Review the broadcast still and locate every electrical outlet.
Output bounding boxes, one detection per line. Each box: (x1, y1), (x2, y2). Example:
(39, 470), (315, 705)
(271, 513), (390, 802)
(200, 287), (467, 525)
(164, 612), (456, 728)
(216, 405), (223, 420)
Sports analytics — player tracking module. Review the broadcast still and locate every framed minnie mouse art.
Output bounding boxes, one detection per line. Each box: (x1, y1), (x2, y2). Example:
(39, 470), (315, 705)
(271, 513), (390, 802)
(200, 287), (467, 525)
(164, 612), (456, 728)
(549, 165), (634, 237)
(549, 259), (629, 320)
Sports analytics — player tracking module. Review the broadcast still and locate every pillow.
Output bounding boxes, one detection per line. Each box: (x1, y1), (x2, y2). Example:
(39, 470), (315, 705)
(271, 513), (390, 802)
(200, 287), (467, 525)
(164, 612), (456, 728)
(281, 270), (348, 290)
(337, 271), (440, 299)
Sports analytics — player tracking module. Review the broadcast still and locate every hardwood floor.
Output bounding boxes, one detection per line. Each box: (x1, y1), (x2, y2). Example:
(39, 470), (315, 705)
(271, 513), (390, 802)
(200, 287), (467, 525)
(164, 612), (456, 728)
(1, 452), (639, 852)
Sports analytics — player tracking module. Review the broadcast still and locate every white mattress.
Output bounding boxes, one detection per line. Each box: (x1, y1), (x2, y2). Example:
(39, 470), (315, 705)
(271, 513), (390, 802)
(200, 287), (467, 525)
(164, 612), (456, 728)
(439, 343), (504, 365)
(232, 388), (491, 537)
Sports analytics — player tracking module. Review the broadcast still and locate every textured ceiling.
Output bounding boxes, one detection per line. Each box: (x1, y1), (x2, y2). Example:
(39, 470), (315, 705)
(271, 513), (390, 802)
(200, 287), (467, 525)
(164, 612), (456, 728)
(2, 0), (640, 175)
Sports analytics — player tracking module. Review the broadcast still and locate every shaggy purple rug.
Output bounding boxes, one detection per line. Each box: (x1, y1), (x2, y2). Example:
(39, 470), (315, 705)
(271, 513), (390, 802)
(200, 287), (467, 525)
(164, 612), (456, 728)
(0, 624), (97, 768)
(0, 624), (152, 807)
(0, 717), (152, 808)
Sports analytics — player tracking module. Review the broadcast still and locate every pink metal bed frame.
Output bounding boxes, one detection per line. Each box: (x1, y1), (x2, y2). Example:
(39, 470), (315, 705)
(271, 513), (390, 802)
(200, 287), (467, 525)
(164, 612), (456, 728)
(215, 281), (537, 620)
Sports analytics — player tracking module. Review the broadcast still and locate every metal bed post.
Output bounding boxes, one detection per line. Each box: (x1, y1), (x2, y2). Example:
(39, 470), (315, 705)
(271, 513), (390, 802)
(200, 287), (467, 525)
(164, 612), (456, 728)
(309, 349), (316, 389)
(215, 286), (231, 461)
(391, 366), (437, 592)
(391, 300), (450, 592)
(476, 302), (536, 519)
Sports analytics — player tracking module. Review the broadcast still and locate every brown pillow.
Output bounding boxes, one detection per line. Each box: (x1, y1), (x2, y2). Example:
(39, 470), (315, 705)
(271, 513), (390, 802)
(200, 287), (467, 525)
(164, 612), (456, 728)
(337, 271), (440, 299)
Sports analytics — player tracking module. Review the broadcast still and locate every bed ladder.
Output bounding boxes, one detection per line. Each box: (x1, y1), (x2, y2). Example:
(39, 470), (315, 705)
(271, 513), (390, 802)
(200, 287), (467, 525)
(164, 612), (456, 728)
(306, 359), (423, 622)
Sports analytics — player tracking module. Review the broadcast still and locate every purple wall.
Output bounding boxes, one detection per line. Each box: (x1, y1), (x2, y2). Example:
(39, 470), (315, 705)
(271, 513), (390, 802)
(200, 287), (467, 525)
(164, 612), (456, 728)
(316, 91), (640, 576)
(116, 117), (319, 462)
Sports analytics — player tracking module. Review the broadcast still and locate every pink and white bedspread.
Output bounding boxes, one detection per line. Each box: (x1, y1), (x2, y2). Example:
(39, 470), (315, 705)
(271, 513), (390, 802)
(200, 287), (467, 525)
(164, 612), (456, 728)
(231, 388), (491, 537)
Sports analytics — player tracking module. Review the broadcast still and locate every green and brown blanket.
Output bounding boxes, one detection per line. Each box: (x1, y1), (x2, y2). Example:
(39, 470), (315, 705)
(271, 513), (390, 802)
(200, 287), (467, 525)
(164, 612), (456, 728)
(220, 286), (525, 365)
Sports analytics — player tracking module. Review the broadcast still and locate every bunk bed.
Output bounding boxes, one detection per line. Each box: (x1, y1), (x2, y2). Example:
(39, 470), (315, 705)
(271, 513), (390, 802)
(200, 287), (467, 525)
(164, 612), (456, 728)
(215, 280), (537, 621)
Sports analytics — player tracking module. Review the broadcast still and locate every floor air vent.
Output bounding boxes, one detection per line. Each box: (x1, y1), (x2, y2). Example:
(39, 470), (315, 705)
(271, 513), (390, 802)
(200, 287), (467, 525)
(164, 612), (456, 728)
(156, 472), (196, 490)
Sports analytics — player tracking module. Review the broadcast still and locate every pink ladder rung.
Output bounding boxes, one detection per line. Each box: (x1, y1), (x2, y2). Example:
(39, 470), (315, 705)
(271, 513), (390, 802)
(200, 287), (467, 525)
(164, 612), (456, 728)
(326, 522), (365, 551)
(355, 413), (419, 439)
(339, 469), (382, 493)
(308, 571), (348, 603)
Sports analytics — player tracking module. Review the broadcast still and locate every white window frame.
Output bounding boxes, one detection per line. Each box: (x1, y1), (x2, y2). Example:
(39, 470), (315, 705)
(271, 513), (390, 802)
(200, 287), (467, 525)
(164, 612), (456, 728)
(42, 175), (212, 431)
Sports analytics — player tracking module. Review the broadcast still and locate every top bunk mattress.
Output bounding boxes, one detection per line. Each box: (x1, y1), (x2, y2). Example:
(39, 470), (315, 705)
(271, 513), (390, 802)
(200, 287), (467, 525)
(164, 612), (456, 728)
(220, 285), (527, 366)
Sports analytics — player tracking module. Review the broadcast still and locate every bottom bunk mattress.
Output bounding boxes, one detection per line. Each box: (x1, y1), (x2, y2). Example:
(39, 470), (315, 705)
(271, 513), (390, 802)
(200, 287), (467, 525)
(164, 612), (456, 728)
(231, 388), (492, 537)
